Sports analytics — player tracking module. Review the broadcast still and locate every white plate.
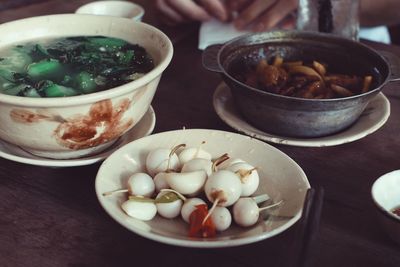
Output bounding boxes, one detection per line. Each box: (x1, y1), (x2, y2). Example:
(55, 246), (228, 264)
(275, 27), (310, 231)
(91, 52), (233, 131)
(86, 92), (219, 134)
(0, 106), (156, 167)
(213, 83), (390, 147)
(95, 129), (310, 248)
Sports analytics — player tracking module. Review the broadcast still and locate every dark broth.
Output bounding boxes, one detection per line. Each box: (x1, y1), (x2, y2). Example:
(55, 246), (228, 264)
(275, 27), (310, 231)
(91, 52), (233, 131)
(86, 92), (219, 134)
(0, 36), (154, 97)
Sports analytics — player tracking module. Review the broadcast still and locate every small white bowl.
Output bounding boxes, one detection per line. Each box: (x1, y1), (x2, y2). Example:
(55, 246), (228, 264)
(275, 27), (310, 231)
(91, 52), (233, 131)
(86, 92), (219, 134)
(371, 170), (400, 244)
(75, 1), (145, 21)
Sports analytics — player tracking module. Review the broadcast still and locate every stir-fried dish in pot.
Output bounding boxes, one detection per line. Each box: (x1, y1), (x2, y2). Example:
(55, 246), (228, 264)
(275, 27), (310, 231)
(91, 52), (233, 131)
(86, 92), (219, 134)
(239, 56), (373, 99)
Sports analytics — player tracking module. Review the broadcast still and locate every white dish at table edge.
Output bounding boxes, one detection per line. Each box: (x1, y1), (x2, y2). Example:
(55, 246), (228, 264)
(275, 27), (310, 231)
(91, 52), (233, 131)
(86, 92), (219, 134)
(213, 82), (390, 147)
(95, 128), (310, 248)
(0, 106), (156, 167)
(371, 170), (400, 244)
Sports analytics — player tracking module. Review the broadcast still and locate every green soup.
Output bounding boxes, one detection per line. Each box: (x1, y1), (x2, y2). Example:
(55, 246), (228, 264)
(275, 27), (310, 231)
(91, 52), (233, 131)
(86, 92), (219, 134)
(0, 36), (154, 97)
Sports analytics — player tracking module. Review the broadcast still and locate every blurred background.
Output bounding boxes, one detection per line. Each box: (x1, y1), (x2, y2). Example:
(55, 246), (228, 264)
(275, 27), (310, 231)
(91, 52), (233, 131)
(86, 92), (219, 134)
(1, 0), (400, 44)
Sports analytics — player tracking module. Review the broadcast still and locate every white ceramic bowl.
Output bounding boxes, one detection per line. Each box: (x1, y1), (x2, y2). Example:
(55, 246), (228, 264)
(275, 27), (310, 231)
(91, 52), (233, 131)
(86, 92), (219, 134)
(75, 1), (145, 21)
(0, 14), (173, 159)
(95, 129), (310, 247)
(371, 170), (400, 244)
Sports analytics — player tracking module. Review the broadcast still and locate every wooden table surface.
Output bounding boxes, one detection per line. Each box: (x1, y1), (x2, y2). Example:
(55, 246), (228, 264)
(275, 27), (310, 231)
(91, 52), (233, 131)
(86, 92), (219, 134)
(1, 1), (400, 267)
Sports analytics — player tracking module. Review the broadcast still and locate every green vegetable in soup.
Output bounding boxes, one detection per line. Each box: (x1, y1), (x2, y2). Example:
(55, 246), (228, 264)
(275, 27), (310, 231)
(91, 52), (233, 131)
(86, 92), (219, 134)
(29, 44), (50, 61)
(76, 71), (96, 94)
(27, 59), (64, 81)
(0, 36), (154, 97)
(0, 46), (32, 72)
(61, 75), (73, 85)
(87, 36), (128, 51)
(117, 50), (135, 65)
(24, 87), (41, 98)
(41, 81), (79, 97)
(0, 68), (15, 82)
(3, 84), (31, 96)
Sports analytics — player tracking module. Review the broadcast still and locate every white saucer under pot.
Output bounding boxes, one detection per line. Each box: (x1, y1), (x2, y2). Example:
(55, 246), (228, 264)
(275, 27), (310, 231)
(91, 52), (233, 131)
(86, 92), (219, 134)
(213, 83), (390, 147)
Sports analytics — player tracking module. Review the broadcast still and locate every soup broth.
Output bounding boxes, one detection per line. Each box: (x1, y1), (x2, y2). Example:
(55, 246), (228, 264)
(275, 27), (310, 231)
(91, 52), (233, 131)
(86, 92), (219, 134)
(0, 36), (154, 97)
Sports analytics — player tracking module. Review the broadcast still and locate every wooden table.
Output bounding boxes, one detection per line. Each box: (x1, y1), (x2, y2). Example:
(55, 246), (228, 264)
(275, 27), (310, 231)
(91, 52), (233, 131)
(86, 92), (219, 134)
(1, 1), (400, 267)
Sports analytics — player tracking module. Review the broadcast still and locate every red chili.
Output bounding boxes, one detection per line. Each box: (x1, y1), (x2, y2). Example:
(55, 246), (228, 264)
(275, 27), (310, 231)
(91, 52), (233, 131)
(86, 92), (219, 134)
(392, 207), (400, 217)
(188, 204), (216, 238)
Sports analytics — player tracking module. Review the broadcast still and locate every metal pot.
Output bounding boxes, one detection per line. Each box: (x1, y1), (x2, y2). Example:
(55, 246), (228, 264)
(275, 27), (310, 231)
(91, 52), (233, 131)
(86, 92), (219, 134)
(203, 31), (400, 138)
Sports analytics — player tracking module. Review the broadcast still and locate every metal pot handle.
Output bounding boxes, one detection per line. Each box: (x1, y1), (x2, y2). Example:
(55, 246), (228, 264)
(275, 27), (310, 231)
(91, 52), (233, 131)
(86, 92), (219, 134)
(379, 50), (400, 83)
(202, 44), (223, 73)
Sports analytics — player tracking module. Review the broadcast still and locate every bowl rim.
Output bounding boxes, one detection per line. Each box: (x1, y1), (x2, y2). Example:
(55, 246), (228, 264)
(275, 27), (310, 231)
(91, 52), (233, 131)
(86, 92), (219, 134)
(0, 14), (173, 107)
(217, 30), (388, 102)
(371, 170), (400, 223)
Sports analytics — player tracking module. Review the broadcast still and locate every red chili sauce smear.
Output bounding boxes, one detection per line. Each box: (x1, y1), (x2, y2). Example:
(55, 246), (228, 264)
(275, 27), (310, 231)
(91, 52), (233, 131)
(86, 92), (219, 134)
(188, 204), (216, 238)
(391, 206), (400, 217)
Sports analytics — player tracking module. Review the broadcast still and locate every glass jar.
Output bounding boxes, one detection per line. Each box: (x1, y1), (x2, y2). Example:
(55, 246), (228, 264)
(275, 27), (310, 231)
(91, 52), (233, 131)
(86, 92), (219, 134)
(296, 0), (360, 40)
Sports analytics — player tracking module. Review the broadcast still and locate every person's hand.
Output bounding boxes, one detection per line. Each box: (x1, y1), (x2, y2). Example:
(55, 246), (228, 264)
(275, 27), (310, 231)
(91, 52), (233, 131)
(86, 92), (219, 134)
(155, 0), (229, 25)
(226, 0), (298, 31)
